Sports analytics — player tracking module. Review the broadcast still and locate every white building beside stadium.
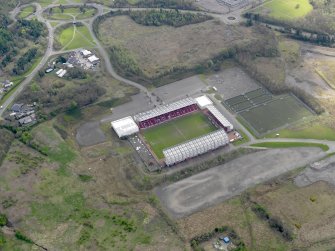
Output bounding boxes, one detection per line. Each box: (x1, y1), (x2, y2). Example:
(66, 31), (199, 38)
(163, 129), (229, 166)
(195, 95), (213, 109)
(111, 116), (139, 138)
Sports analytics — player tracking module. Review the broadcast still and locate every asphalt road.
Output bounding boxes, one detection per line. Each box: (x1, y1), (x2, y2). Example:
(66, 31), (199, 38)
(0, 3), (53, 117)
(1, 0), (251, 117)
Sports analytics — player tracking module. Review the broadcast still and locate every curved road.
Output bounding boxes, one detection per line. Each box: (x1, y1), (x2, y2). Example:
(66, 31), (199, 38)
(1, 1), (250, 117)
(0, 3), (53, 117)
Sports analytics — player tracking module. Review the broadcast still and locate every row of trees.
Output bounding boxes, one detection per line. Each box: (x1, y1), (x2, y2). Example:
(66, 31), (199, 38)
(244, 11), (335, 46)
(129, 9), (212, 27)
(109, 0), (196, 10)
(0, 28), (13, 54)
(12, 47), (38, 75)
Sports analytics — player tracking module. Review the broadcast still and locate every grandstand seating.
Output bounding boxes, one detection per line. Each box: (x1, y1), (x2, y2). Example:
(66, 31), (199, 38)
(138, 104), (199, 129)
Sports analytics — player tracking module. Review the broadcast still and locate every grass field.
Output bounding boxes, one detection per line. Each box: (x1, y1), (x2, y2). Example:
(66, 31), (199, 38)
(56, 24), (95, 50)
(251, 142), (329, 151)
(252, 0), (313, 20)
(266, 122), (335, 141)
(314, 59), (335, 89)
(18, 6), (35, 19)
(239, 95), (313, 135)
(142, 112), (216, 159)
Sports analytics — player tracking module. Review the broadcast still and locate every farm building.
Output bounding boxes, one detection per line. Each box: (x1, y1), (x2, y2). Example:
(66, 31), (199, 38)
(163, 129), (229, 166)
(88, 55), (100, 64)
(111, 116), (139, 138)
(81, 49), (92, 57)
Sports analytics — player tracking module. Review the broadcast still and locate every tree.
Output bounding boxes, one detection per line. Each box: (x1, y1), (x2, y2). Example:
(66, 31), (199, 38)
(0, 214), (8, 227)
(60, 4), (65, 13)
(0, 232), (5, 247)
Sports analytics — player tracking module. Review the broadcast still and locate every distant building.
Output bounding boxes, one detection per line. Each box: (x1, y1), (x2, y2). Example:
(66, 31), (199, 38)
(3, 80), (13, 89)
(18, 114), (36, 126)
(81, 49), (92, 57)
(11, 103), (24, 113)
(88, 55), (100, 64)
(58, 69), (67, 78)
(45, 68), (54, 73)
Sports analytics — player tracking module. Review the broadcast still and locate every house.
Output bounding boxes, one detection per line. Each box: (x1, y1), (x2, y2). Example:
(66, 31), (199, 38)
(11, 103), (24, 113)
(18, 114), (36, 126)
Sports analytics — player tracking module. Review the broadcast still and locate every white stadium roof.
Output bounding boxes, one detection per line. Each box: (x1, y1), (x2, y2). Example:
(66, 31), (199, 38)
(207, 105), (233, 131)
(134, 97), (196, 122)
(195, 95), (213, 109)
(111, 116), (139, 138)
(163, 129), (229, 166)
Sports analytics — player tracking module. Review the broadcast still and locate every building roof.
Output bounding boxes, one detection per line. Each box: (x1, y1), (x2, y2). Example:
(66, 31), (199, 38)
(88, 55), (99, 63)
(195, 95), (213, 109)
(163, 129), (229, 166)
(134, 97), (196, 122)
(207, 105), (233, 131)
(58, 69), (67, 78)
(111, 116), (139, 138)
(81, 49), (92, 56)
(11, 103), (23, 112)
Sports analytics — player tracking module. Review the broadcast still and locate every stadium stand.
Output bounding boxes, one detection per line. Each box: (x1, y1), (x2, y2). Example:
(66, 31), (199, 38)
(163, 129), (229, 166)
(206, 105), (234, 132)
(134, 98), (198, 129)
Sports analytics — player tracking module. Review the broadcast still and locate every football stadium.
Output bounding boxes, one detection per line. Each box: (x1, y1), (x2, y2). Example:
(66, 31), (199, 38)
(111, 95), (237, 166)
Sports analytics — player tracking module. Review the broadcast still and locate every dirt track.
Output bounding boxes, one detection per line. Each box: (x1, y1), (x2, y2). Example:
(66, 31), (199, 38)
(157, 147), (326, 218)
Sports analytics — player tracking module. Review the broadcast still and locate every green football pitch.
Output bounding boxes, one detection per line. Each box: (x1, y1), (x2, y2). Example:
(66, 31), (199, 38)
(239, 95), (313, 135)
(142, 112), (217, 159)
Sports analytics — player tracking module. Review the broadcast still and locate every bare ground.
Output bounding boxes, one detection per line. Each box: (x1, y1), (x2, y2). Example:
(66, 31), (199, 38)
(157, 148), (326, 218)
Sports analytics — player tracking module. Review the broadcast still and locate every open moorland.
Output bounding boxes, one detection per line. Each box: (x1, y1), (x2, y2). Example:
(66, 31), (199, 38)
(0, 116), (184, 250)
(142, 112), (216, 159)
(97, 14), (275, 85)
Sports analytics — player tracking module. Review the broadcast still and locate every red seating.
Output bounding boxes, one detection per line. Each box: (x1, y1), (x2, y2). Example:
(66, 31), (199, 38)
(139, 104), (199, 129)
